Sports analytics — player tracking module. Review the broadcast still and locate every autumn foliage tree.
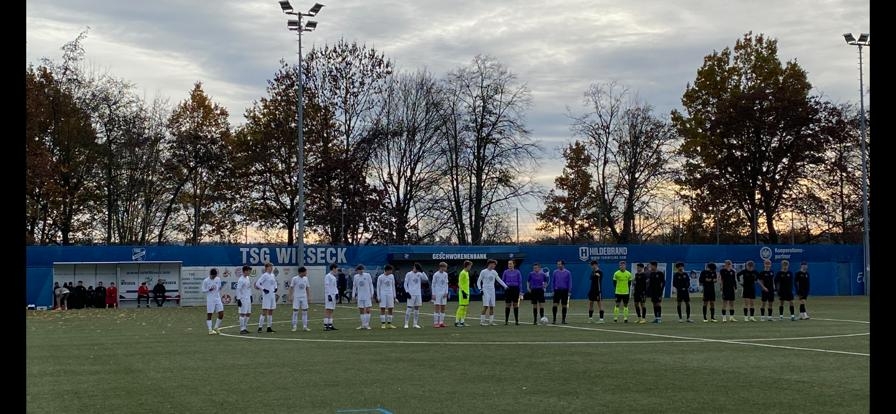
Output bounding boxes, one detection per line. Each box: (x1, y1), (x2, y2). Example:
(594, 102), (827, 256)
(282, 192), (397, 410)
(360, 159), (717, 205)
(536, 141), (600, 242)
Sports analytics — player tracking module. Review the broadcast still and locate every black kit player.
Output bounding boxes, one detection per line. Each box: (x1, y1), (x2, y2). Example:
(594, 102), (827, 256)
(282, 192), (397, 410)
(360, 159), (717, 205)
(794, 261), (811, 320)
(632, 264), (649, 324)
(699, 263), (718, 322)
(774, 260), (797, 321)
(672, 262), (693, 322)
(737, 260), (759, 321)
(647, 261), (665, 323)
(587, 261), (605, 323)
(757, 260), (776, 321)
(719, 260), (738, 322)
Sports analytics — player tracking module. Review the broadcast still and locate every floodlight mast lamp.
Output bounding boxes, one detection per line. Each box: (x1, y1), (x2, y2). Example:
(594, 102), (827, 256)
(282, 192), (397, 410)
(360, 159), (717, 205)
(280, 1), (324, 267)
(843, 32), (870, 295)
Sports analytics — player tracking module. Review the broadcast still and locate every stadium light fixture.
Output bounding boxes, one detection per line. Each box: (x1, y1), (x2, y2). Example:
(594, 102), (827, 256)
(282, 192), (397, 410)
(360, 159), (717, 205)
(278, 2), (324, 267)
(843, 32), (870, 295)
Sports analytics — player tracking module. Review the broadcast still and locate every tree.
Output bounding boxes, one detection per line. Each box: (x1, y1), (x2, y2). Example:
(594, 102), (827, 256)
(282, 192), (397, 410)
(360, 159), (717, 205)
(162, 82), (235, 245)
(672, 32), (825, 243)
(25, 32), (102, 245)
(790, 101), (866, 243)
(570, 82), (678, 244)
(303, 39), (394, 244)
(440, 55), (540, 245)
(536, 141), (600, 242)
(369, 70), (450, 244)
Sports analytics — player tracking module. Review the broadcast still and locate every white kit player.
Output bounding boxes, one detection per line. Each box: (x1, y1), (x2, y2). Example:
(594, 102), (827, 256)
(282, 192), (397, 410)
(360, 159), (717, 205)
(289, 266), (311, 332)
(353, 264), (374, 330)
(403, 262), (429, 329)
(376, 264), (398, 328)
(431, 262), (450, 328)
(235, 265), (253, 335)
(477, 259), (507, 326)
(254, 262), (278, 333)
(203, 268), (224, 335)
(323, 263), (340, 331)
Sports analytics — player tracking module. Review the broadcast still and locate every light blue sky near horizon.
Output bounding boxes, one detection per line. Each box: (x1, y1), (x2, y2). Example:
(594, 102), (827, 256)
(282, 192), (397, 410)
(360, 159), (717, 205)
(26, 0), (870, 241)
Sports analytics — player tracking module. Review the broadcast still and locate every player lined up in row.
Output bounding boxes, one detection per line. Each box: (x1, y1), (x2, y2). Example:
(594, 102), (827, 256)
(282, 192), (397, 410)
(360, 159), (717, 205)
(198, 259), (810, 335)
(600, 259), (811, 325)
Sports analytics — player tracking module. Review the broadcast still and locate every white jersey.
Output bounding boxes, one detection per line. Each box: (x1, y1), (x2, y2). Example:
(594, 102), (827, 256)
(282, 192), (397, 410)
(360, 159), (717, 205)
(324, 272), (339, 296)
(353, 272), (373, 300)
(476, 268), (507, 293)
(202, 277), (222, 303)
(377, 273), (396, 298)
(290, 275), (310, 299)
(255, 272), (278, 293)
(236, 275), (253, 301)
(431, 271), (449, 294)
(404, 271), (429, 297)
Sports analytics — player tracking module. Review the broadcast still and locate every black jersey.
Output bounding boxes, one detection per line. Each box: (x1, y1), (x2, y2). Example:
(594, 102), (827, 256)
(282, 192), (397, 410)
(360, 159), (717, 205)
(634, 272), (648, 294)
(758, 270), (775, 292)
(698, 270), (717, 290)
(775, 270), (794, 295)
(719, 268), (737, 290)
(672, 271), (689, 290)
(795, 271), (810, 294)
(737, 269), (758, 288)
(648, 271), (665, 296)
(590, 269), (603, 292)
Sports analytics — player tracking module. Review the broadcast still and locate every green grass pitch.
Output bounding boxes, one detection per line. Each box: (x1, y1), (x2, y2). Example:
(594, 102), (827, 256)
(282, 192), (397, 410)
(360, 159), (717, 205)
(27, 297), (869, 413)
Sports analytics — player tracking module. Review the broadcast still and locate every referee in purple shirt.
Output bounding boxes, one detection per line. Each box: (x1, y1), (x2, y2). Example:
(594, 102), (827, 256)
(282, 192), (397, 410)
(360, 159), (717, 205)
(552, 261), (572, 324)
(502, 260), (523, 325)
(528, 264), (547, 325)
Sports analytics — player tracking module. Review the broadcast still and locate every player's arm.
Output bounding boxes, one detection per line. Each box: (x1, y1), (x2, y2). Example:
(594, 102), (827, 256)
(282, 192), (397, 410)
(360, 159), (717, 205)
(612, 272), (617, 289)
(352, 276), (358, 301)
(496, 274), (508, 289)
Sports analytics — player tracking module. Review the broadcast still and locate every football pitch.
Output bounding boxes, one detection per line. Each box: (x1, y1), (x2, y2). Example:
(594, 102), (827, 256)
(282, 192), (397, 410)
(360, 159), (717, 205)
(26, 297), (869, 413)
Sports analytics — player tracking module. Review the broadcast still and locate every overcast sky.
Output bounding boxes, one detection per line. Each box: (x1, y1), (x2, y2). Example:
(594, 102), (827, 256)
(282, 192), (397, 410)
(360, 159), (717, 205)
(26, 0), (870, 240)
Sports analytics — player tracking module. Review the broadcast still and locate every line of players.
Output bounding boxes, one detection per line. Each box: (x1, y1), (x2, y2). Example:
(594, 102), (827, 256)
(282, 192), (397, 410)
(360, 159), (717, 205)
(594, 259), (811, 324)
(198, 257), (812, 334)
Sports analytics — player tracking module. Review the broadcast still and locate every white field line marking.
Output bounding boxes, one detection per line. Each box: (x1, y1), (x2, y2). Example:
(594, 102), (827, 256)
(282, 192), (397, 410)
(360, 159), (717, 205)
(217, 311), (870, 355)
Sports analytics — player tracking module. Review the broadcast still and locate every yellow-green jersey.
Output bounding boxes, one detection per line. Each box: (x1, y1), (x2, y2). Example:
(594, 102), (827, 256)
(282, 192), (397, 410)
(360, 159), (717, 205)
(458, 269), (470, 305)
(613, 270), (633, 295)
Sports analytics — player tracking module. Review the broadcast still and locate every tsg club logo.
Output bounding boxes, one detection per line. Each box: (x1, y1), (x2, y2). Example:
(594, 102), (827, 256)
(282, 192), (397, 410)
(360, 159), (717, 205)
(579, 247), (590, 262)
(759, 247), (773, 261)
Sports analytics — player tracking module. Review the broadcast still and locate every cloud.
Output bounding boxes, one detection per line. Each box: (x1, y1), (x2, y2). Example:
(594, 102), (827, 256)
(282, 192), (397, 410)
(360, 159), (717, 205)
(25, 0), (870, 238)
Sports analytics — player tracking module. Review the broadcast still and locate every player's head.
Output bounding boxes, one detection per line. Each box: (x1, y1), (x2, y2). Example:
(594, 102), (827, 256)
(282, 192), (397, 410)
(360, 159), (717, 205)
(140, 281), (146, 286)
(438, 262), (448, 270)
(746, 260), (755, 270)
(463, 260), (473, 270)
(209, 268), (218, 279)
(556, 260), (565, 270)
(724, 260), (732, 269)
(507, 260), (515, 269)
(619, 260), (626, 270)
(384, 264), (394, 274)
(636, 263), (645, 272)
(800, 261), (808, 271)
(533, 262), (541, 271)
(355, 264), (365, 273)
(649, 261), (658, 271)
(242, 265), (251, 275)
(675, 262), (684, 271)
(590, 260), (599, 269)
(412, 262), (422, 272)
(487, 259), (497, 269)
(264, 262), (273, 272)
(298, 266), (307, 275)
(781, 260), (789, 271)
(329, 263), (339, 273)
(706, 263), (716, 271)
(763, 259), (771, 270)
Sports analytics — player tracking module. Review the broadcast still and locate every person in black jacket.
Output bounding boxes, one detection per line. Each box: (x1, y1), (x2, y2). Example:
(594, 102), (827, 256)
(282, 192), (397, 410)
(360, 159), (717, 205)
(699, 263), (718, 322)
(795, 261), (811, 320)
(94, 282), (107, 309)
(647, 261), (665, 323)
(672, 262), (693, 322)
(153, 279), (167, 307)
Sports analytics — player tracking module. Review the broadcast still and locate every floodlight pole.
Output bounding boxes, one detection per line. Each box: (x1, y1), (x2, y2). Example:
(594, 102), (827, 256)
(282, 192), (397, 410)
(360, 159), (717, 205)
(844, 33), (870, 295)
(281, 2), (323, 267)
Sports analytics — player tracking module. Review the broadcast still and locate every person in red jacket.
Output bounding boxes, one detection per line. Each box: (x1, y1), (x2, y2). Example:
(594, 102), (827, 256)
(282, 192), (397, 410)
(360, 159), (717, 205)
(106, 282), (119, 309)
(137, 282), (150, 308)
